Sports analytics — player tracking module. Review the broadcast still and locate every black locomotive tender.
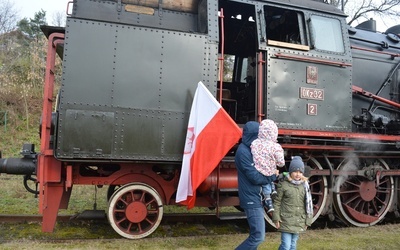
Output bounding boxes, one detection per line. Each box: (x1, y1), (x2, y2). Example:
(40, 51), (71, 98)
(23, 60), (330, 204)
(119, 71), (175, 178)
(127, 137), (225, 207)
(2, 0), (400, 239)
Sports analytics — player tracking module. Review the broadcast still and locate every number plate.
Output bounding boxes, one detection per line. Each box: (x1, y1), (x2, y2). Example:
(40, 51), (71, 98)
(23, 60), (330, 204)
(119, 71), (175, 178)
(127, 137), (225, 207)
(307, 103), (317, 115)
(300, 87), (324, 101)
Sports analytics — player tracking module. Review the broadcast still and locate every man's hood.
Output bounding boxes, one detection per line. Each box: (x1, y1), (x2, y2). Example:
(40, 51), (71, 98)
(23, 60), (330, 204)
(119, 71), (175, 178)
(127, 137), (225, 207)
(242, 121), (259, 147)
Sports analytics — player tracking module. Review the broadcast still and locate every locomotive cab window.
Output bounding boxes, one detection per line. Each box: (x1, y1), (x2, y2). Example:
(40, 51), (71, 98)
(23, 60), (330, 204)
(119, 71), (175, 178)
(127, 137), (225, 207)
(264, 6), (309, 51)
(310, 15), (344, 53)
(217, 54), (256, 122)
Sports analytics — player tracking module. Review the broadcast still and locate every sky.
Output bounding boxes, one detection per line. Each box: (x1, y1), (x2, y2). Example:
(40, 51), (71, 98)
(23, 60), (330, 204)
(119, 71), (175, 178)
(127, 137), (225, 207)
(14, 0), (70, 26)
(12, 0), (397, 32)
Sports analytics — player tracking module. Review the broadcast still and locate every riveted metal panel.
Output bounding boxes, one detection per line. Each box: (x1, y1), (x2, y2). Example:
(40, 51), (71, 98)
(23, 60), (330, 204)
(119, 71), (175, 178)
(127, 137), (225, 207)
(162, 111), (187, 156)
(111, 27), (210, 160)
(113, 27), (208, 111)
(112, 27), (163, 110)
(60, 19), (115, 106)
(160, 32), (209, 110)
(59, 109), (114, 158)
(266, 48), (352, 131)
(71, 0), (199, 33)
(113, 109), (185, 161)
(207, 0), (219, 42)
(114, 109), (163, 159)
(56, 16), (217, 161)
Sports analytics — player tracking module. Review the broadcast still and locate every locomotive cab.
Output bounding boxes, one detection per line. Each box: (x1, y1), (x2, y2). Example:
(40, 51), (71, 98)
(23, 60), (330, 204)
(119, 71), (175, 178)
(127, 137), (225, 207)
(218, 0), (352, 132)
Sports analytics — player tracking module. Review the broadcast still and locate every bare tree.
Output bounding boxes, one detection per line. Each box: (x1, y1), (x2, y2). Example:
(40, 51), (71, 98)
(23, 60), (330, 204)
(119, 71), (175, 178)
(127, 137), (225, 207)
(325, 0), (400, 30)
(51, 11), (66, 27)
(0, 0), (18, 34)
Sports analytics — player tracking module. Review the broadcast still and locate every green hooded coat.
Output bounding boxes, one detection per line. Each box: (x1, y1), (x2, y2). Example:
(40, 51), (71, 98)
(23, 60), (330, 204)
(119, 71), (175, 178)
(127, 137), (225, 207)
(272, 176), (313, 233)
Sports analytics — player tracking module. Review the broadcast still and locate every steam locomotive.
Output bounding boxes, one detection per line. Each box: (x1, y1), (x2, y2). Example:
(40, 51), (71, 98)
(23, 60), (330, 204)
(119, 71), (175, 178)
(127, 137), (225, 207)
(1, 0), (400, 239)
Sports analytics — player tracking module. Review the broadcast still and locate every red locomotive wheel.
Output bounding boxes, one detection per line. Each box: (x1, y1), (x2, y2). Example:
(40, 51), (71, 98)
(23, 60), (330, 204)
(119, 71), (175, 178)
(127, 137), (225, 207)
(107, 185), (121, 201)
(264, 157), (328, 228)
(107, 183), (164, 239)
(333, 158), (394, 227)
(307, 157), (329, 223)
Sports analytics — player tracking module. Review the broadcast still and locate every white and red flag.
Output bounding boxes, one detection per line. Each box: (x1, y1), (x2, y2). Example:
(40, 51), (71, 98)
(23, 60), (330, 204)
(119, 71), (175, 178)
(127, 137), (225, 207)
(176, 81), (242, 209)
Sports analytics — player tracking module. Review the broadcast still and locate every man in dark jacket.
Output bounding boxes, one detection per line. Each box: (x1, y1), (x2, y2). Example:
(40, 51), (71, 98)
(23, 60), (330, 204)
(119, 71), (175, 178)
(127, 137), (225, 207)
(235, 121), (278, 250)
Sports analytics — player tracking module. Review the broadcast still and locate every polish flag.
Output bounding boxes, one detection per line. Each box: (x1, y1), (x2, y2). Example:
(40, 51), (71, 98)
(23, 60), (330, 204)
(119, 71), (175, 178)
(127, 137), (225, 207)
(176, 81), (242, 209)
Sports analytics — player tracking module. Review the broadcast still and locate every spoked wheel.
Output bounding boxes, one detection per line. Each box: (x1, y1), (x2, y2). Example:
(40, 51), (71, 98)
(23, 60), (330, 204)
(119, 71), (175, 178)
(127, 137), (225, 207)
(107, 185), (121, 201)
(308, 157), (328, 223)
(333, 158), (394, 227)
(264, 210), (275, 228)
(107, 183), (164, 239)
(264, 157), (328, 228)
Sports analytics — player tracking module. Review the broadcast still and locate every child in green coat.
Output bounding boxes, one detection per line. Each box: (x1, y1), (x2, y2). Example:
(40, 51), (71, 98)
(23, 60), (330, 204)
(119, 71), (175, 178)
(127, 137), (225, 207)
(272, 156), (313, 250)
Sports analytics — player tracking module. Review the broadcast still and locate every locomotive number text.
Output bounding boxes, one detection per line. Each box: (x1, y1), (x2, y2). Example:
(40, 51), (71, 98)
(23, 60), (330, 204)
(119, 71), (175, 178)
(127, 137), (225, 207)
(300, 87), (324, 101)
(307, 103), (317, 115)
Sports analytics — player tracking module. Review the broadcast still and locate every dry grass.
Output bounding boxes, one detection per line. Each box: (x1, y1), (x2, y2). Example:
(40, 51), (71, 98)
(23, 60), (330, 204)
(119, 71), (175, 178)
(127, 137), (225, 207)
(0, 223), (400, 249)
(0, 175), (109, 215)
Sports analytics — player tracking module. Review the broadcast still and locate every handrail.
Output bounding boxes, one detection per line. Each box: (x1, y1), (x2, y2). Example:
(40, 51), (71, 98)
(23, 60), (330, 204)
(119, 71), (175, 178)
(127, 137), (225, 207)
(274, 53), (351, 67)
(257, 52), (265, 122)
(40, 33), (65, 154)
(38, 32), (64, 217)
(218, 8), (225, 104)
(351, 45), (400, 58)
(352, 85), (400, 109)
(67, 1), (74, 16)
